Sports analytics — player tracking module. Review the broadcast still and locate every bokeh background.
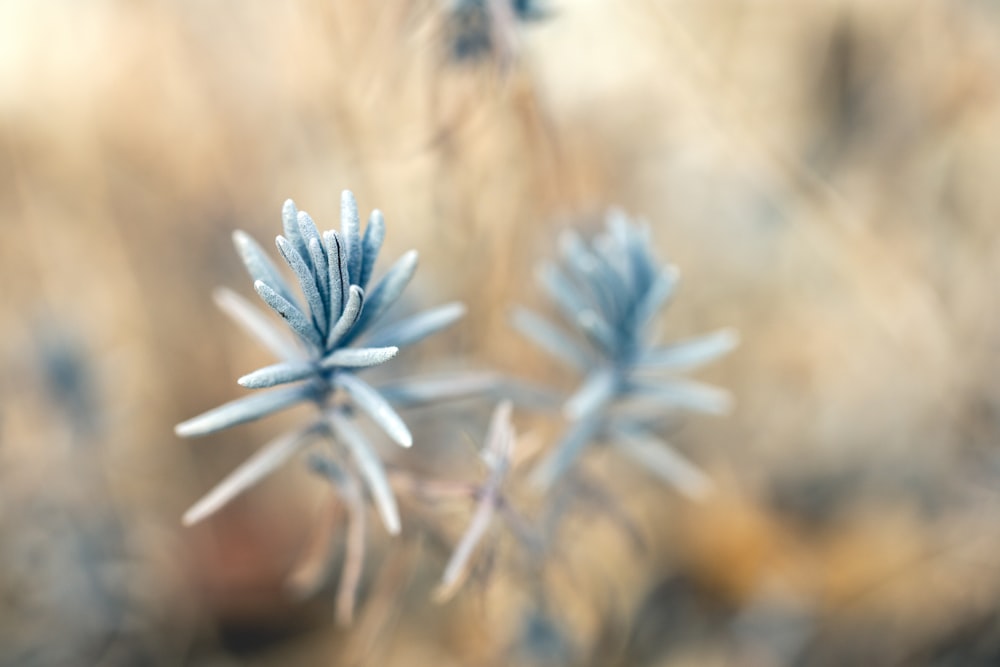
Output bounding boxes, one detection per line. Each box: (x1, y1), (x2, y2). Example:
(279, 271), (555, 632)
(3, 0), (1000, 665)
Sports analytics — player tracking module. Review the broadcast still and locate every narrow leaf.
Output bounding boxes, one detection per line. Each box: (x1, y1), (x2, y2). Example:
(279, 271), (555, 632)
(564, 367), (620, 420)
(335, 373), (412, 448)
(366, 302), (466, 349)
(628, 378), (732, 415)
(375, 372), (499, 407)
(328, 410), (401, 535)
(282, 199), (308, 262)
(348, 250), (418, 339)
(321, 346), (398, 369)
(213, 288), (303, 362)
(638, 329), (739, 371)
(324, 230), (347, 322)
(612, 426), (712, 500)
(359, 209), (385, 289)
(183, 427), (313, 525)
(632, 265), (679, 333)
(232, 230), (298, 307)
(327, 284), (364, 349)
(511, 308), (591, 372)
(538, 262), (590, 328)
(175, 384), (315, 438)
(255, 280), (323, 350)
(530, 413), (603, 489)
(341, 190), (362, 284)
(238, 361), (317, 389)
(577, 309), (619, 357)
(440, 490), (496, 592)
(308, 237), (330, 313)
(276, 236), (327, 335)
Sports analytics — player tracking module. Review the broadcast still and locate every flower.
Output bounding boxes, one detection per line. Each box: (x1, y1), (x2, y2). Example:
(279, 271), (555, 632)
(513, 209), (738, 493)
(175, 191), (467, 534)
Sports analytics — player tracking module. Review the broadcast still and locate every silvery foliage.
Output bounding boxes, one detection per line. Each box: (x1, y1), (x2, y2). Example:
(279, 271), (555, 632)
(176, 191), (475, 535)
(513, 209), (738, 495)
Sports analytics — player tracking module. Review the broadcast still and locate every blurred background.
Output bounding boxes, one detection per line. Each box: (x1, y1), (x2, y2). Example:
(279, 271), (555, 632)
(3, 0), (1000, 664)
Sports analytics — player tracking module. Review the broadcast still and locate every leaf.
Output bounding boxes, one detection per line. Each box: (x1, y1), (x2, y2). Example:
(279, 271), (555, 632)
(254, 280), (324, 350)
(238, 361), (317, 388)
(348, 250), (418, 339)
(175, 384), (315, 437)
(366, 302), (466, 349)
(213, 288), (303, 362)
(321, 346), (399, 369)
(359, 209), (385, 289)
(611, 426), (712, 500)
(327, 410), (401, 535)
(538, 262), (590, 329)
(335, 373), (413, 448)
(511, 307), (592, 372)
(308, 237), (330, 313)
(564, 367), (620, 420)
(627, 378), (733, 415)
(632, 265), (679, 333)
(232, 230), (298, 307)
(375, 372), (500, 407)
(638, 328), (739, 371)
(529, 413), (603, 489)
(182, 427), (314, 525)
(327, 284), (364, 349)
(577, 309), (619, 357)
(341, 190), (363, 284)
(276, 236), (327, 335)
(324, 230), (347, 322)
(439, 489), (497, 594)
(282, 199), (309, 263)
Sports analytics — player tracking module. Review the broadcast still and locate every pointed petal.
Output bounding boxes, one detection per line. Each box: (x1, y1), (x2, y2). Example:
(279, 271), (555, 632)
(328, 410), (401, 535)
(254, 280), (323, 350)
(213, 288), (303, 362)
(511, 307), (592, 372)
(276, 236), (327, 335)
(359, 209), (385, 289)
(612, 426), (712, 500)
(238, 361), (317, 388)
(232, 230), (298, 307)
(183, 427), (313, 525)
(321, 346), (398, 369)
(174, 384), (315, 438)
(327, 284), (364, 348)
(341, 190), (363, 284)
(335, 373), (412, 447)
(366, 302), (466, 349)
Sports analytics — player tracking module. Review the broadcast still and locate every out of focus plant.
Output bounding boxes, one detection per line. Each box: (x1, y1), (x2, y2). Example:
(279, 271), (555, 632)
(514, 210), (738, 495)
(175, 193), (736, 631)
